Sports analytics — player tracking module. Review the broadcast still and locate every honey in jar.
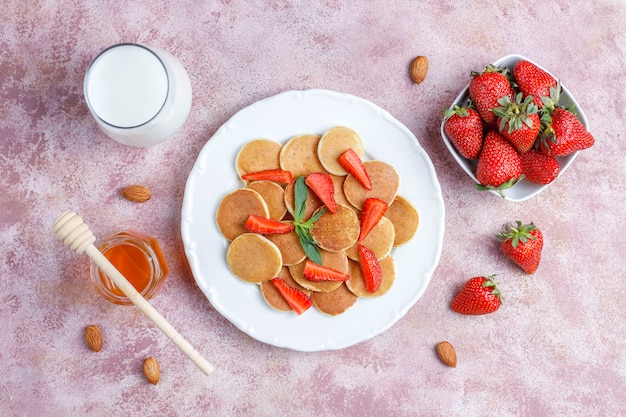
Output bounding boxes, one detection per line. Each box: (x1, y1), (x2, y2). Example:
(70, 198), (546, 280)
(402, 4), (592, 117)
(89, 230), (169, 305)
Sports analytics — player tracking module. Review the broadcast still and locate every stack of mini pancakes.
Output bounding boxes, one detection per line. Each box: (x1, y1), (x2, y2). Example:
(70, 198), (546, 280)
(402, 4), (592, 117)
(216, 127), (419, 316)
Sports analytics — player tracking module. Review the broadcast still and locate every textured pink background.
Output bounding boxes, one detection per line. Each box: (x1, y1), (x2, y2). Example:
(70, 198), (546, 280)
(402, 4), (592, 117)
(1, 1), (625, 416)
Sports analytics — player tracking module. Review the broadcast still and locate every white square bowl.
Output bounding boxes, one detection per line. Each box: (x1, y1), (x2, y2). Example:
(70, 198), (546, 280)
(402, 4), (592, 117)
(440, 54), (589, 202)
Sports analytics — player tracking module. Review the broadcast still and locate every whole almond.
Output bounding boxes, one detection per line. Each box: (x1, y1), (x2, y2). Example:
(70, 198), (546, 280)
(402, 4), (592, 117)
(84, 325), (103, 352)
(120, 185), (151, 202)
(436, 341), (457, 368)
(410, 56), (429, 84)
(143, 357), (160, 385)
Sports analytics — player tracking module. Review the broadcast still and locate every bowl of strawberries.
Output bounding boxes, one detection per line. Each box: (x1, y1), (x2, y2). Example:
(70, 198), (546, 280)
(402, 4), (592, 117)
(440, 54), (594, 202)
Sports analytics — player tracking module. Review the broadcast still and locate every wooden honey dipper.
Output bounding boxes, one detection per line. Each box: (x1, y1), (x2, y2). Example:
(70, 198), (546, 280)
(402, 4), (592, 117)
(53, 209), (214, 376)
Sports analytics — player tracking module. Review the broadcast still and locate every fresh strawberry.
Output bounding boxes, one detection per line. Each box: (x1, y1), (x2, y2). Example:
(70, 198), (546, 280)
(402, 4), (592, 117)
(358, 244), (382, 293)
(469, 65), (514, 124)
(338, 148), (372, 190)
(475, 130), (524, 197)
(497, 221), (543, 274)
(245, 215), (294, 234)
(451, 275), (501, 315)
(358, 198), (388, 241)
(513, 60), (558, 109)
(520, 150), (560, 184)
(303, 260), (350, 282)
(305, 172), (337, 213)
(493, 93), (541, 153)
(271, 278), (312, 314)
(443, 104), (483, 159)
(538, 107), (594, 157)
(242, 168), (292, 183)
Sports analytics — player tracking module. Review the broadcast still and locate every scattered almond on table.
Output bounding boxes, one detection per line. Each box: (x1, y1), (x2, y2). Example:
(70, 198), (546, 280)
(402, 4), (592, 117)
(143, 356), (161, 385)
(120, 184), (152, 202)
(84, 325), (103, 352)
(436, 341), (457, 368)
(410, 56), (428, 84)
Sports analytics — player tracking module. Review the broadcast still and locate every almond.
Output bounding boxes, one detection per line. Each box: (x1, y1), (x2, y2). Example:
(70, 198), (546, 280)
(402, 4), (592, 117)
(143, 356), (160, 385)
(120, 185), (151, 203)
(436, 341), (457, 368)
(410, 56), (428, 84)
(84, 325), (103, 352)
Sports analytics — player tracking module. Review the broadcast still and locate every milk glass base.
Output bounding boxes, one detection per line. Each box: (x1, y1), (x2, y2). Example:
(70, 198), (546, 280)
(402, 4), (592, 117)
(84, 43), (192, 147)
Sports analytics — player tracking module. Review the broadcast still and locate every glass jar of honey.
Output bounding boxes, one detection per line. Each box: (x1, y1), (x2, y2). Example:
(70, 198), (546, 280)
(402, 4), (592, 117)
(89, 230), (169, 305)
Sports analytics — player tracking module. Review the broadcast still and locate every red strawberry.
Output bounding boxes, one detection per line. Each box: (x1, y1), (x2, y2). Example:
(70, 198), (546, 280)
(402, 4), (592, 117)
(520, 150), (560, 184)
(271, 278), (312, 314)
(358, 198), (388, 241)
(305, 172), (337, 213)
(497, 221), (543, 274)
(242, 168), (292, 183)
(303, 260), (350, 282)
(494, 93), (541, 153)
(475, 130), (523, 197)
(245, 215), (294, 234)
(538, 107), (594, 157)
(338, 148), (372, 190)
(443, 104), (483, 159)
(358, 244), (382, 293)
(451, 275), (501, 315)
(513, 60), (558, 109)
(469, 65), (514, 124)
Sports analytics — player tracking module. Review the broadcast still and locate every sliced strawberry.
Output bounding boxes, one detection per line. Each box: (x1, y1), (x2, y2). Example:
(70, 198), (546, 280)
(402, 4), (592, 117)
(358, 244), (382, 293)
(303, 260), (350, 282)
(271, 278), (312, 315)
(245, 215), (294, 234)
(338, 148), (372, 190)
(242, 169), (292, 183)
(358, 198), (388, 241)
(305, 172), (337, 213)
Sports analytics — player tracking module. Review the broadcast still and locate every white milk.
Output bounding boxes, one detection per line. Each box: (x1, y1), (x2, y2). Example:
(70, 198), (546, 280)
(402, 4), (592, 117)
(84, 43), (192, 147)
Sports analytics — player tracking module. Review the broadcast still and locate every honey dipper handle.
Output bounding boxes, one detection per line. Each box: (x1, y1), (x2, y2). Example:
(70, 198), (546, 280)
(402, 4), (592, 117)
(84, 245), (214, 375)
(53, 210), (213, 375)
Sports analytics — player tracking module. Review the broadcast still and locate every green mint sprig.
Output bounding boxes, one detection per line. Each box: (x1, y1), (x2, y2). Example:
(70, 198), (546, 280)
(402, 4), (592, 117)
(293, 175), (324, 265)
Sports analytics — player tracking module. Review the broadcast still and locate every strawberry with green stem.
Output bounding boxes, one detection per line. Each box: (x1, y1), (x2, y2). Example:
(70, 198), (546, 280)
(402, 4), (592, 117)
(493, 92), (541, 153)
(475, 130), (524, 197)
(469, 65), (514, 125)
(443, 103), (484, 159)
(513, 60), (558, 109)
(497, 221), (543, 274)
(451, 275), (502, 315)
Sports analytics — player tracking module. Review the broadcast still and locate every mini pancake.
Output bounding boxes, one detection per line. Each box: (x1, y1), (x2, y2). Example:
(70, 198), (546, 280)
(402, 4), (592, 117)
(283, 181), (323, 220)
(384, 195), (419, 246)
(289, 250), (349, 292)
(260, 266), (311, 312)
(216, 188), (269, 241)
(330, 174), (351, 208)
(311, 283), (358, 316)
(235, 139), (283, 179)
(279, 134), (326, 178)
(317, 126), (365, 175)
(346, 256), (395, 298)
(343, 160), (400, 210)
(246, 180), (287, 220)
(266, 229), (307, 266)
(345, 216), (395, 261)
(310, 204), (359, 252)
(226, 233), (282, 283)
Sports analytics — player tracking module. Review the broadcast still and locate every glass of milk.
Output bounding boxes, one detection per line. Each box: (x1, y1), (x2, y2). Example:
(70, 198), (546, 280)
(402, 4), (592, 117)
(84, 43), (192, 147)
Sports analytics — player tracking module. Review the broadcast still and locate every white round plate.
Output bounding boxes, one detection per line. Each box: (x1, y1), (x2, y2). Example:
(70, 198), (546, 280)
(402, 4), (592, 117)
(181, 89), (445, 351)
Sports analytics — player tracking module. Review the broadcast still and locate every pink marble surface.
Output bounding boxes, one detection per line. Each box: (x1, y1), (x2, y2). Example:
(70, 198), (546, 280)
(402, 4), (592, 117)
(1, 1), (625, 416)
